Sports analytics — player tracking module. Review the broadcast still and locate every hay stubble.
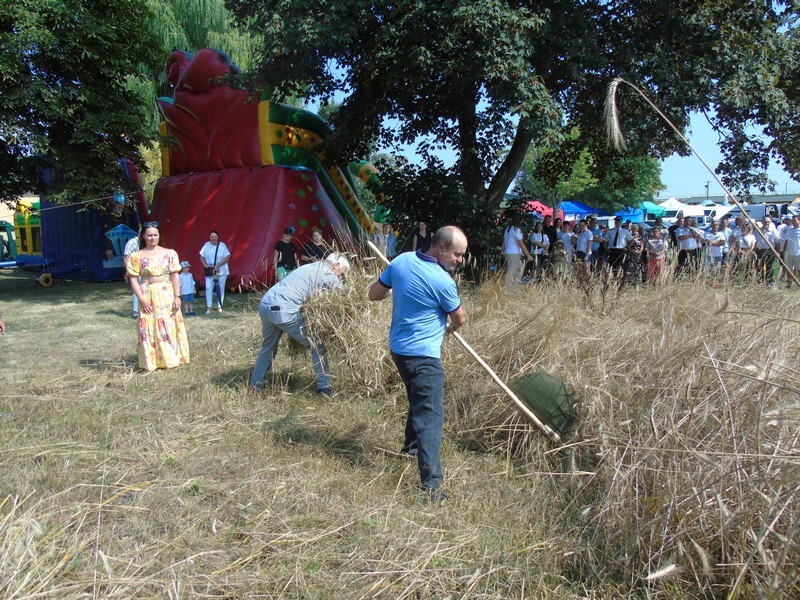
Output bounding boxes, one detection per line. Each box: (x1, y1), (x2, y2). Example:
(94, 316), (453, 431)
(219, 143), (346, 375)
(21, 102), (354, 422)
(1, 265), (798, 597)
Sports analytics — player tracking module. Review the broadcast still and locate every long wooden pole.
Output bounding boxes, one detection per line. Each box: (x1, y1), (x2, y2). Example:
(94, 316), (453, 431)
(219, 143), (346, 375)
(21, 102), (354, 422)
(366, 240), (561, 443)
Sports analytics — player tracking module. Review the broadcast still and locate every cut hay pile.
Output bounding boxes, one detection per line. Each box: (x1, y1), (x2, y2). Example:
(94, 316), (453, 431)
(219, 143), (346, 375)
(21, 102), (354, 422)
(306, 261), (800, 596)
(302, 257), (399, 396)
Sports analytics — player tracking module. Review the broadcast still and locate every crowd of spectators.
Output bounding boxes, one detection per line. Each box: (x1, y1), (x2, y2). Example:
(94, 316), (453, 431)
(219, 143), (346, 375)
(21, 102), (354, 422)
(503, 212), (800, 288)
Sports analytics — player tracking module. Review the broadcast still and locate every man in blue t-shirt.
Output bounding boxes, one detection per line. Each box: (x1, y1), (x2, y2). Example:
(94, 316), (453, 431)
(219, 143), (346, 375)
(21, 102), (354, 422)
(368, 226), (468, 503)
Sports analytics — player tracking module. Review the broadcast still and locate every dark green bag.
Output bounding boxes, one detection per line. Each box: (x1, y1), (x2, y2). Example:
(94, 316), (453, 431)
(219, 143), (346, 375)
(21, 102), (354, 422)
(511, 372), (577, 437)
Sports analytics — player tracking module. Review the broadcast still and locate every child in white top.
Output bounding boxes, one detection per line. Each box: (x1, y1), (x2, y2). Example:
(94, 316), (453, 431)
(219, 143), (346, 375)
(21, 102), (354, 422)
(179, 261), (197, 316)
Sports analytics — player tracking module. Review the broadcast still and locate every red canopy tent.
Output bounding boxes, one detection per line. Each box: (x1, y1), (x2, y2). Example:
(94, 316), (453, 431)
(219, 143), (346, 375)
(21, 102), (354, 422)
(523, 200), (564, 221)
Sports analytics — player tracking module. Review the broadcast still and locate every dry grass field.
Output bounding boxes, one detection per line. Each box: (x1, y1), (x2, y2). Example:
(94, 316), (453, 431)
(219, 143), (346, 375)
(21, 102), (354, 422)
(1, 261), (798, 598)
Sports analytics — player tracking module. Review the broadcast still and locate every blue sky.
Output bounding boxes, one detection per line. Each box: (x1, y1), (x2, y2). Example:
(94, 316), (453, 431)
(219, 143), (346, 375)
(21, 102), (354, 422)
(658, 113), (800, 200)
(391, 112), (800, 201)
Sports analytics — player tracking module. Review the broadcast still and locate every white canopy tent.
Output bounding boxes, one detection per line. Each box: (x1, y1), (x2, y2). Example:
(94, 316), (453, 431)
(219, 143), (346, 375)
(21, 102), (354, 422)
(658, 197), (688, 211)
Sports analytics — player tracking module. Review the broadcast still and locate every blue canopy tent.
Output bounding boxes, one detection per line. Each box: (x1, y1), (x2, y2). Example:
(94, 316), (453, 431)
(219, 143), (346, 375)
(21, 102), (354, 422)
(560, 200), (598, 221)
(614, 207), (645, 223)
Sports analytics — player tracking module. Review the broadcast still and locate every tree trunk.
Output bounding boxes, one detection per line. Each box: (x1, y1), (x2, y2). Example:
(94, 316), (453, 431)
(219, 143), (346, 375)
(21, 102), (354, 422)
(486, 120), (535, 209)
(456, 94), (485, 199)
(551, 190), (560, 220)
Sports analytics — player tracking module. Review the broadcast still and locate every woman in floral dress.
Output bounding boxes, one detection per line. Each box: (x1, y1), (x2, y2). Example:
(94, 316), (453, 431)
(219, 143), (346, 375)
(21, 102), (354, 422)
(128, 223), (190, 370)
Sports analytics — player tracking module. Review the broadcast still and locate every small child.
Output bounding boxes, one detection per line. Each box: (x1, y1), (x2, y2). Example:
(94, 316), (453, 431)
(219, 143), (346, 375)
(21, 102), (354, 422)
(179, 261), (197, 316)
(551, 240), (568, 278)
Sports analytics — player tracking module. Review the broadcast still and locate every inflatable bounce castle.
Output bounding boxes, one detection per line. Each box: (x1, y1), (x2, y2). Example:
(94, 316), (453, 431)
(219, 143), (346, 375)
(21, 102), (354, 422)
(151, 49), (381, 289)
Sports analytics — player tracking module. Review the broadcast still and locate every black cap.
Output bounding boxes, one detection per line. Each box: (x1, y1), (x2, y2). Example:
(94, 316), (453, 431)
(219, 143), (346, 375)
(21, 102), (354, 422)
(283, 227), (293, 234)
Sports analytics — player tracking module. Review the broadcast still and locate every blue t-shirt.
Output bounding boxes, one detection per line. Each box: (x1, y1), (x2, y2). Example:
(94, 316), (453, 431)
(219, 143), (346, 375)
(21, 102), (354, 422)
(592, 227), (603, 252)
(378, 250), (462, 358)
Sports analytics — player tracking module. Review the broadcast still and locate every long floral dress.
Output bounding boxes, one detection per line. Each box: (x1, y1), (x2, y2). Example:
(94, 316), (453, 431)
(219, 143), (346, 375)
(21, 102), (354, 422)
(128, 250), (190, 370)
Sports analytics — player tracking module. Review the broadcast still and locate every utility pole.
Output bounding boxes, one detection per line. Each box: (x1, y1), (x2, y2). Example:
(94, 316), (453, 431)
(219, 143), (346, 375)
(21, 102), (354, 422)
(705, 181), (710, 201)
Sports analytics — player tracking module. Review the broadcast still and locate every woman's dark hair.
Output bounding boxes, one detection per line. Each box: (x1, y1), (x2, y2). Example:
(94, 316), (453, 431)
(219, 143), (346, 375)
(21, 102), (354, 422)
(533, 221), (543, 231)
(210, 229), (219, 236)
(140, 222), (161, 246)
(505, 212), (523, 233)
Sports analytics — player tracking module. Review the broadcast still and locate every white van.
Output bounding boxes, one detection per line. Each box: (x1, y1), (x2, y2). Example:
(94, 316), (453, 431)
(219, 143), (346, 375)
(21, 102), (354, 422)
(724, 203), (784, 223)
(701, 205), (734, 224)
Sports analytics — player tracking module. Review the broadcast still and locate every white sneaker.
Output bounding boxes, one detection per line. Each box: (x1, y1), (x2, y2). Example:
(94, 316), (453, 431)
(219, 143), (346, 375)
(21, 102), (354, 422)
(206, 309), (211, 314)
(217, 306), (223, 313)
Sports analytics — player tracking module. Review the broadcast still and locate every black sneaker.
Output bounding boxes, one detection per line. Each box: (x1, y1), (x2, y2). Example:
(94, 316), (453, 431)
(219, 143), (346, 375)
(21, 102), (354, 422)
(316, 388), (336, 398)
(399, 448), (418, 460)
(424, 487), (448, 505)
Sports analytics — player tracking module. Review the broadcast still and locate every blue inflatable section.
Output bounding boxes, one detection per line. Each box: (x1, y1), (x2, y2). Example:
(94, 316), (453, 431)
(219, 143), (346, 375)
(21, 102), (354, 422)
(39, 199), (139, 282)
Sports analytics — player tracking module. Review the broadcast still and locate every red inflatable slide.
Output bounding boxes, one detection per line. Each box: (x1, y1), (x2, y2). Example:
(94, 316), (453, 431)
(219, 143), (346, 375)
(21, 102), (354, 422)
(151, 49), (356, 289)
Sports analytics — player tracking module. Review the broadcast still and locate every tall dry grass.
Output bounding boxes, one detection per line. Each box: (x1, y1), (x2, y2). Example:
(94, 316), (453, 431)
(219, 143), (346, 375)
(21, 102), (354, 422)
(307, 257), (800, 598)
(1, 260), (798, 598)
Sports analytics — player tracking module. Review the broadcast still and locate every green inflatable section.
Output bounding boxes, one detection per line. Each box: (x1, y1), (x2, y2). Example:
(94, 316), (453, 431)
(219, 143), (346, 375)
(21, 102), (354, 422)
(269, 145), (363, 236)
(268, 102), (331, 140)
(263, 96), (368, 237)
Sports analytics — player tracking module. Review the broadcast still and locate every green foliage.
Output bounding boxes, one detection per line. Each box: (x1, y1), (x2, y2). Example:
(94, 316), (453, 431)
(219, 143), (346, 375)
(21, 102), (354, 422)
(230, 0), (799, 239)
(516, 137), (664, 213)
(579, 156), (664, 212)
(0, 0), (255, 207)
(0, 0), (162, 205)
(514, 128), (597, 201)
(144, 0), (255, 77)
(585, 0), (800, 196)
(378, 158), (495, 258)
(229, 0), (562, 209)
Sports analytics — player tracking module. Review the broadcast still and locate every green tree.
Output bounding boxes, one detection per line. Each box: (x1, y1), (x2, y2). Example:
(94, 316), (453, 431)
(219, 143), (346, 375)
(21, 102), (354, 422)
(146, 0), (253, 73)
(515, 139), (664, 213)
(228, 0), (561, 251)
(0, 0), (255, 207)
(0, 0), (163, 205)
(229, 0), (799, 246)
(137, 0), (257, 200)
(579, 156), (664, 211)
(582, 0), (800, 195)
(513, 129), (598, 207)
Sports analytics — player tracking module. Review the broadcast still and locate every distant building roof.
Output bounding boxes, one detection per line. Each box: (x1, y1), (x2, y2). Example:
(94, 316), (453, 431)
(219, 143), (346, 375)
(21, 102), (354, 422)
(668, 193), (800, 205)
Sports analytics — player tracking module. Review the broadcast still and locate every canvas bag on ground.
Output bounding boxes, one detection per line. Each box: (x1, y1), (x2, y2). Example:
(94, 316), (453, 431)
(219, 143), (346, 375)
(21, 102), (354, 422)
(511, 372), (577, 437)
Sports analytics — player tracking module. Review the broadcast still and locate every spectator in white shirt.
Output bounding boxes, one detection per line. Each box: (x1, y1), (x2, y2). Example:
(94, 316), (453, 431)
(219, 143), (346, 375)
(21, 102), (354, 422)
(528, 221), (550, 281)
(731, 221), (757, 279)
(557, 222), (575, 272)
(718, 216), (732, 264)
(603, 216), (633, 273)
(781, 215), (800, 288)
(754, 216), (780, 284)
(675, 217), (702, 276)
(123, 231), (141, 318)
(777, 216), (793, 283)
(502, 213), (533, 289)
(728, 215), (744, 250)
(575, 220), (594, 278)
(703, 220), (726, 271)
